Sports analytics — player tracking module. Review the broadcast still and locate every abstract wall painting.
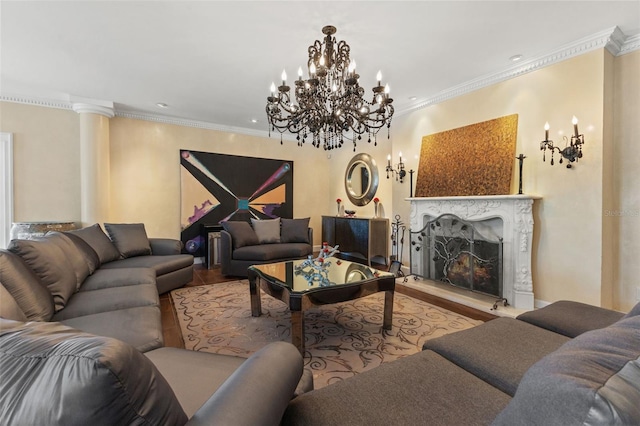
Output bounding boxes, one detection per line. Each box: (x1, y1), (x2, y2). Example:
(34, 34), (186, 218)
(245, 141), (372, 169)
(415, 114), (518, 197)
(180, 150), (293, 255)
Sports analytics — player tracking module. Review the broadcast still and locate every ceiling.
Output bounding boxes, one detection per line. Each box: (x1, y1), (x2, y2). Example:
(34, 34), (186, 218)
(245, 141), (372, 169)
(2, 1), (639, 137)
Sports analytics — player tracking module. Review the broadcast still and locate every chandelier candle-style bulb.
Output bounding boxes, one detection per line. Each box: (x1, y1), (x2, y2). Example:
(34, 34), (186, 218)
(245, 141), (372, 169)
(544, 122), (550, 141)
(387, 154), (391, 167)
(572, 116), (579, 138)
(265, 25), (394, 151)
(281, 70), (287, 85)
(377, 71), (382, 86)
(270, 82), (276, 97)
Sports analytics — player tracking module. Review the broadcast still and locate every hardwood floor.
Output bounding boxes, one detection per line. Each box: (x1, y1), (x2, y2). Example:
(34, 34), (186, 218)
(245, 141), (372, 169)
(160, 263), (497, 349)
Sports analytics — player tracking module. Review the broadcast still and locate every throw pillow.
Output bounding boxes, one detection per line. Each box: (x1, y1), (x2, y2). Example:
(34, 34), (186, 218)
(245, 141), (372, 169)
(63, 231), (101, 274)
(221, 221), (259, 249)
(68, 223), (121, 264)
(8, 238), (77, 312)
(0, 283), (28, 321)
(251, 218), (281, 244)
(493, 315), (640, 426)
(45, 232), (91, 290)
(281, 218), (310, 243)
(0, 251), (54, 321)
(104, 223), (152, 258)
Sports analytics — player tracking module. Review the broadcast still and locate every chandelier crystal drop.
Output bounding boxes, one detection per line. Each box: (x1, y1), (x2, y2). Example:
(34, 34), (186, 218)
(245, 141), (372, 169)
(266, 25), (394, 151)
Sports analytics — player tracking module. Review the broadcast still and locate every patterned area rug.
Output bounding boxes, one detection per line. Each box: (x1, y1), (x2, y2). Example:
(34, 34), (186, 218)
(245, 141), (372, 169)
(171, 281), (481, 388)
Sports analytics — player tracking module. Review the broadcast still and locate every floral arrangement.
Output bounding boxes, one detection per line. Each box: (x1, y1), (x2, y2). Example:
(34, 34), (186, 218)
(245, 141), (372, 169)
(373, 197), (380, 204)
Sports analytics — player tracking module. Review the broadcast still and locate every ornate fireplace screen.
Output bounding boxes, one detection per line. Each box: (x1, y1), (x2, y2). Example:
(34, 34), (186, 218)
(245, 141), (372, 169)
(411, 214), (503, 299)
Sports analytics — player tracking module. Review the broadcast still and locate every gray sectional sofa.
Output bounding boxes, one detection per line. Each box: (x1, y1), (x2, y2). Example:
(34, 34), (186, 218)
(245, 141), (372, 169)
(283, 300), (640, 425)
(220, 218), (313, 277)
(0, 222), (312, 425)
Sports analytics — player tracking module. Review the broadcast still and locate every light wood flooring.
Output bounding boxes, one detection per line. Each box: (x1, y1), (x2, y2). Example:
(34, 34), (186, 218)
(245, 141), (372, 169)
(160, 263), (497, 349)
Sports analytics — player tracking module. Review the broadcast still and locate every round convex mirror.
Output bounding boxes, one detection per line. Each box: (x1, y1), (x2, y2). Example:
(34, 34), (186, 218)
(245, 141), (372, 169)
(344, 153), (379, 206)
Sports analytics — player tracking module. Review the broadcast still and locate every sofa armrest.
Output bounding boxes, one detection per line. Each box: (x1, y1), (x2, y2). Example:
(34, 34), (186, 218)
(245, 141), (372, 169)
(149, 238), (182, 255)
(307, 227), (313, 246)
(185, 341), (304, 426)
(516, 300), (625, 338)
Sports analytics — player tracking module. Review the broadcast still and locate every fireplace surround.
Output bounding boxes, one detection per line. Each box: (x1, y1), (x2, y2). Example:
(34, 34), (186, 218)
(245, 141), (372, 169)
(408, 195), (540, 310)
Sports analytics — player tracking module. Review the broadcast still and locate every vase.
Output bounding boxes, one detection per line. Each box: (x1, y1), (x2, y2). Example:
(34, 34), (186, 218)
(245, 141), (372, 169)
(374, 203), (379, 218)
(337, 202), (341, 216)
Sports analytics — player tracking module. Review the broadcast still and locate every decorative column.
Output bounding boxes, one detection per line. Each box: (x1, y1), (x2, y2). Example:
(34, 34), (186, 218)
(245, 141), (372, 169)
(72, 102), (114, 227)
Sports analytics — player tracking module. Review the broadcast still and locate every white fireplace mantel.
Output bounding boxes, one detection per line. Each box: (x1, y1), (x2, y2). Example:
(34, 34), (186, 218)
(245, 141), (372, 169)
(407, 194), (541, 310)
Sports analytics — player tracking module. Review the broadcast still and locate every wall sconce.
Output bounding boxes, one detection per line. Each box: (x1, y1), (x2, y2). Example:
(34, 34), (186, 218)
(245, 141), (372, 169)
(386, 152), (406, 182)
(539, 116), (585, 168)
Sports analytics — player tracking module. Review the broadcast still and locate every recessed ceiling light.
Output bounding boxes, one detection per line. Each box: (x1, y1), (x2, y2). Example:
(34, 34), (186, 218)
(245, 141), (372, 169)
(251, 119), (258, 123)
(409, 96), (417, 101)
(156, 102), (168, 108)
(509, 54), (523, 62)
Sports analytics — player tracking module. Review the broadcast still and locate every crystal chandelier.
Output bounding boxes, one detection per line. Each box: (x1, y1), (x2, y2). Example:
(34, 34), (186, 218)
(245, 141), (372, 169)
(266, 25), (394, 151)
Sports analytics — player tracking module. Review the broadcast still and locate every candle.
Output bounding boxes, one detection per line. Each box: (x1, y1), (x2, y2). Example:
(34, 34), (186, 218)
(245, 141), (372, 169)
(297, 67), (303, 81)
(387, 154), (391, 167)
(399, 152), (403, 163)
(572, 116), (579, 138)
(270, 82), (276, 96)
(544, 122), (550, 141)
(281, 69), (287, 86)
(376, 70), (382, 86)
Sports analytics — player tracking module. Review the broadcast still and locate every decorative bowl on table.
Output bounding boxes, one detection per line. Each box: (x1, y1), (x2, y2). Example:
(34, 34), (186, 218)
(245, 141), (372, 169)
(344, 210), (356, 217)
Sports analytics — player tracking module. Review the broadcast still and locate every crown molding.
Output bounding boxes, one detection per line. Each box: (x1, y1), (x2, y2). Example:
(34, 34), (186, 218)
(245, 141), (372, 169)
(396, 26), (639, 117)
(114, 111), (291, 141)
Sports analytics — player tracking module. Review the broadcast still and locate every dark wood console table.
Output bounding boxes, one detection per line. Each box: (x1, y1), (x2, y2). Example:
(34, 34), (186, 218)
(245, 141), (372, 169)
(322, 216), (389, 266)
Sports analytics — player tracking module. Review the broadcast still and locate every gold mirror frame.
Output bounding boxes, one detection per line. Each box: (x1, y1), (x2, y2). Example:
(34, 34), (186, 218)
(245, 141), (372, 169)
(345, 153), (379, 206)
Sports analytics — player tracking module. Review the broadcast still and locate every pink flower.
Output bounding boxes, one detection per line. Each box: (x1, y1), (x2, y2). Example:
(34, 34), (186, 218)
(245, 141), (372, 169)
(373, 197), (380, 204)
(336, 198), (342, 203)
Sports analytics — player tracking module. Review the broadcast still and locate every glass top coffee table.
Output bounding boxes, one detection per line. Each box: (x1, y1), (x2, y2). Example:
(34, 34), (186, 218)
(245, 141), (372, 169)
(248, 258), (396, 354)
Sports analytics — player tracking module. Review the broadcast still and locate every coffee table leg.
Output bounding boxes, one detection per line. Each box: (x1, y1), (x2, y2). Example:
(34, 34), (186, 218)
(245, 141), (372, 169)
(383, 290), (394, 330)
(291, 310), (305, 355)
(249, 275), (262, 317)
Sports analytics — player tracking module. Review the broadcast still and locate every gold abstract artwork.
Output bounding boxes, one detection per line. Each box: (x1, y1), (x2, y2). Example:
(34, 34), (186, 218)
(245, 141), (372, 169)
(415, 114), (518, 197)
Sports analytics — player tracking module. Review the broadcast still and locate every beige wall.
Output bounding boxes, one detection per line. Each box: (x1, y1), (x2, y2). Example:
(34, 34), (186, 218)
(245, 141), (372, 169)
(0, 102), (80, 223)
(613, 50), (640, 311)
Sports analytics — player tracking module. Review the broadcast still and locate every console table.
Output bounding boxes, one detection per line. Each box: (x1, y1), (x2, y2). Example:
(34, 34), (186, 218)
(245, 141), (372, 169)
(322, 216), (389, 266)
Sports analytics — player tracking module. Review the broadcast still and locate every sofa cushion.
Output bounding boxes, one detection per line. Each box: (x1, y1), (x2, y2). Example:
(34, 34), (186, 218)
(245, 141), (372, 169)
(493, 315), (640, 426)
(52, 283), (159, 321)
(251, 218), (281, 243)
(280, 218), (310, 243)
(45, 232), (91, 290)
(222, 221), (259, 248)
(283, 349), (511, 426)
(8, 239), (77, 312)
(80, 267), (156, 291)
(60, 306), (163, 353)
(68, 223), (120, 264)
(0, 283), (28, 321)
(0, 319), (187, 425)
(104, 223), (152, 258)
(0, 250), (54, 321)
(516, 300), (625, 338)
(233, 243), (312, 261)
(424, 317), (570, 396)
(100, 254), (193, 276)
(63, 231), (101, 274)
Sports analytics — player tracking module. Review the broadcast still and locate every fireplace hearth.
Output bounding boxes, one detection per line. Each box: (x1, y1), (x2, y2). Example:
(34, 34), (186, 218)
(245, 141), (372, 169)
(408, 195), (540, 310)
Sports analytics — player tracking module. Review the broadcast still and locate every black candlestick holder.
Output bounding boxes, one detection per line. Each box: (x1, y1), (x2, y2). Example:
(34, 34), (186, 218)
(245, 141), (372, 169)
(516, 154), (526, 195)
